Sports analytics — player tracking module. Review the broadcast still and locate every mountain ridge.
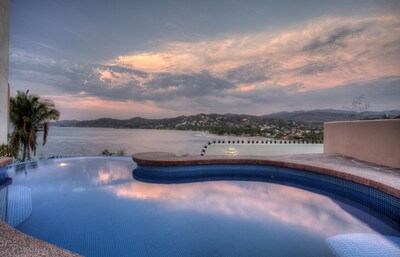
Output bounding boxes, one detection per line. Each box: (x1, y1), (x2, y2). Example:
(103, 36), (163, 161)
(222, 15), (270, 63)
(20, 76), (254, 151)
(50, 109), (399, 139)
(54, 109), (400, 127)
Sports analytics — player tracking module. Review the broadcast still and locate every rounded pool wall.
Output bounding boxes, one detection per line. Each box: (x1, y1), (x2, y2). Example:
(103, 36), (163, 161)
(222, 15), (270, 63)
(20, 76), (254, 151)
(133, 163), (400, 222)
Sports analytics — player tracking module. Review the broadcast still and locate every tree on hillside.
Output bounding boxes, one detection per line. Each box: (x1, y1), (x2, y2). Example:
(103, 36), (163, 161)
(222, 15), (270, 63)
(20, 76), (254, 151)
(10, 90), (60, 161)
(351, 95), (370, 118)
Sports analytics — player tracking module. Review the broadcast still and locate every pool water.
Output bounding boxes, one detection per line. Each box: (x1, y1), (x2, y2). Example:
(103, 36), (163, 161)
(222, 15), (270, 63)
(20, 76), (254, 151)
(1, 157), (399, 257)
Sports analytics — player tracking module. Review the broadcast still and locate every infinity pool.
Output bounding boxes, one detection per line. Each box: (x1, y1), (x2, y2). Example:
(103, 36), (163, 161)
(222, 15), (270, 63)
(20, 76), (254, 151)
(1, 157), (399, 256)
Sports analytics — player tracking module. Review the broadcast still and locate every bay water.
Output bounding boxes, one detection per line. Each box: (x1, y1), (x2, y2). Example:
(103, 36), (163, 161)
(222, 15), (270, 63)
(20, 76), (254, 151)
(35, 127), (230, 159)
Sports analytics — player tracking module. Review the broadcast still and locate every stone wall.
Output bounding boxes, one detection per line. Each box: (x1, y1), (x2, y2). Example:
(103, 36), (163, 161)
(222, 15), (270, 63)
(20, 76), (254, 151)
(324, 120), (400, 168)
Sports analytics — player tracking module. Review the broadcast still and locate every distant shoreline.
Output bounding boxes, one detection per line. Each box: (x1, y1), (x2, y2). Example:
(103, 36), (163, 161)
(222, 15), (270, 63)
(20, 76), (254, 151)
(51, 110), (399, 141)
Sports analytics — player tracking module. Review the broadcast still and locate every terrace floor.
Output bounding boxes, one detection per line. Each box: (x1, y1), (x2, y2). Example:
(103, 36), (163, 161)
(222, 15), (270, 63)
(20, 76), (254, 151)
(0, 221), (81, 257)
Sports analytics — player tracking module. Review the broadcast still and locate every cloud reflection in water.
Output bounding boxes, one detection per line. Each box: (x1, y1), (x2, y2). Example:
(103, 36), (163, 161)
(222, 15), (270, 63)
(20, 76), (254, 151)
(108, 180), (379, 237)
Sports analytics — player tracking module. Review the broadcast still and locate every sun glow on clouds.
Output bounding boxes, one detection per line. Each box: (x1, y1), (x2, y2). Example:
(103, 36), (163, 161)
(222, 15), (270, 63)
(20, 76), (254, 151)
(106, 16), (400, 91)
(96, 66), (151, 88)
(113, 53), (200, 74)
(43, 94), (175, 119)
(9, 14), (400, 119)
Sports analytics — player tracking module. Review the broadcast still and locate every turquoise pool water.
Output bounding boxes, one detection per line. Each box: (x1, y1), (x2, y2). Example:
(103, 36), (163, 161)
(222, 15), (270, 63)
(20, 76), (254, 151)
(1, 157), (399, 256)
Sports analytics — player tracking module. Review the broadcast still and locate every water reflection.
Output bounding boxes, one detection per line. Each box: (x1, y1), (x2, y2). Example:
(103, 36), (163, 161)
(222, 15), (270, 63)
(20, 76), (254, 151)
(13, 162), (38, 175)
(108, 180), (395, 237)
(92, 164), (133, 185)
(34, 127), (233, 158)
(8, 157), (399, 242)
(8, 157), (135, 186)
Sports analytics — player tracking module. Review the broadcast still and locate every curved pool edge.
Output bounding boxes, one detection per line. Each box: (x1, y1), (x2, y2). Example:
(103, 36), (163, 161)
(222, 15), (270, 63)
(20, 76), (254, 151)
(133, 152), (400, 223)
(132, 152), (400, 199)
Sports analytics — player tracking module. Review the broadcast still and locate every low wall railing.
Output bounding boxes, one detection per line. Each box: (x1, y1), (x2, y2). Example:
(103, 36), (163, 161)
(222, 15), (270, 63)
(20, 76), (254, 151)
(201, 139), (323, 156)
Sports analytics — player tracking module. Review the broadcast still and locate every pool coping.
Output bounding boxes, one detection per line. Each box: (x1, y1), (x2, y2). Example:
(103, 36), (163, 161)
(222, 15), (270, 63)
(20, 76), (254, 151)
(132, 152), (400, 199)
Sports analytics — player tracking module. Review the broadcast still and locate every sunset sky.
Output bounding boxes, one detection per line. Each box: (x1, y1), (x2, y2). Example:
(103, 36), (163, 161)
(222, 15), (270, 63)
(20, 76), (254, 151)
(9, 0), (400, 120)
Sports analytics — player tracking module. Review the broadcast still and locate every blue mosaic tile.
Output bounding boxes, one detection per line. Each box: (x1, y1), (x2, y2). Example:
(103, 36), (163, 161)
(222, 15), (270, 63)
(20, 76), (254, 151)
(6, 157), (400, 257)
(6, 185), (33, 227)
(134, 164), (400, 221)
(370, 187), (400, 208)
(0, 186), (6, 222)
(0, 167), (7, 180)
(0, 167), (12, 188)
(135, 164), (278, 181)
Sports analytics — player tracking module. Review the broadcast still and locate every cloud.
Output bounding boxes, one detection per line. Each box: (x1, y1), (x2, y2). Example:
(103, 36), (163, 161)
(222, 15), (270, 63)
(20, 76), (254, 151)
(10, 49), (237, 102)
(9, 15), (400, 119)
(142, 71), (236, 100)
(302, 24), (368, 53)
(109, 15), (400, 90)
(226, 62), (270, 84)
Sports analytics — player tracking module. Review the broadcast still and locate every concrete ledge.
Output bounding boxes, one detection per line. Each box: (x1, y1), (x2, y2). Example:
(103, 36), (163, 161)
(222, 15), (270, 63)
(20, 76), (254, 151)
(324, 120), (400, 168)
(0, 221), (81, 257)
(132, 152), (400, 199)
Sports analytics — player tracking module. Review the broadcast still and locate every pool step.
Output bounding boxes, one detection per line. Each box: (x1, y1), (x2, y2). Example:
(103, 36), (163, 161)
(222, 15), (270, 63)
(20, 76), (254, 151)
(325, 233), (400, 257)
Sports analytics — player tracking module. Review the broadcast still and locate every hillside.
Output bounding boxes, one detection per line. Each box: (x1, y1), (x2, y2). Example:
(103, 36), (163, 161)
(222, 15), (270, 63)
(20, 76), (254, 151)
(54, 109), (400, 128)
(51, 109), (399, 140)
(266, 109), (400, 123)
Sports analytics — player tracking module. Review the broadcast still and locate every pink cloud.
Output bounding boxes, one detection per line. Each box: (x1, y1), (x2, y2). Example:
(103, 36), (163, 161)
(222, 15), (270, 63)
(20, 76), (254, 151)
(12, 16), (399, 118)
(42, 94), (184, 120)
(104, 15), (399, 92)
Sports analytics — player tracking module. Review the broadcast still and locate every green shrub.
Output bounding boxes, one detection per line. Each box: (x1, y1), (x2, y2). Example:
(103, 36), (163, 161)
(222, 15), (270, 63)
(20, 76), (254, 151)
(0, 144), (18, 158)
(100, 149), (127, 156)
(100, 149), (113, 156)
(116, 149), (126, 156)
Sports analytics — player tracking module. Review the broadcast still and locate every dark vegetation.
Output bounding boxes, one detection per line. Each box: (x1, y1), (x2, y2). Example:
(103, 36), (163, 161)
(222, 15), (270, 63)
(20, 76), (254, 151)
(8, 90), (60, 161)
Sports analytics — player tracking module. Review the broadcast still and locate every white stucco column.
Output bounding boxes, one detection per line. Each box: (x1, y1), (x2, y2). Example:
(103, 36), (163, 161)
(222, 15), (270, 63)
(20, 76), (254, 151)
(0, 0), (10, 145)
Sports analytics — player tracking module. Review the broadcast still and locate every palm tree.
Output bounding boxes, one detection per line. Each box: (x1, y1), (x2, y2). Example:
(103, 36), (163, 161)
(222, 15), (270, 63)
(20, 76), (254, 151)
(10, 90), (60, 161)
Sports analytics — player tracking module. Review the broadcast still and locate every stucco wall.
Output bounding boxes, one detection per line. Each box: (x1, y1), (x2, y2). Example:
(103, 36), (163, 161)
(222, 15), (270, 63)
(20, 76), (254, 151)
(0, 0), (10, 145)
(324, 120), (400, 168)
